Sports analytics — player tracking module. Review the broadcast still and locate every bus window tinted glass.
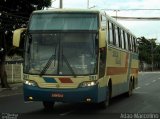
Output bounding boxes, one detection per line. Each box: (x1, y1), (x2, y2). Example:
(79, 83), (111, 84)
(109, 22), (113, 44)
(29, 13), (98, 30)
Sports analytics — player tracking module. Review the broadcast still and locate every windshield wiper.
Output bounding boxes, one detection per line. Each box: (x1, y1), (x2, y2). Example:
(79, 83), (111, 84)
(39, 54), (56, 77)
(40, 44), (58, 77)
(62, 54), (77, 78)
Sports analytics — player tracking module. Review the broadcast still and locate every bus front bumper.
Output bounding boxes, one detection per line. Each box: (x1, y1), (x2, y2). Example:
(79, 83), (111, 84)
(23, 84), (107, 103)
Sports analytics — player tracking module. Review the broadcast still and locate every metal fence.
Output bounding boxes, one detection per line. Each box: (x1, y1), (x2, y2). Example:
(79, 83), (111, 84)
(5, 60), (23, 83)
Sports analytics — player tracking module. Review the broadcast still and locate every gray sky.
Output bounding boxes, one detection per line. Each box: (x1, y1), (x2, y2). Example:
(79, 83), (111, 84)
(51, 0), (160, 42)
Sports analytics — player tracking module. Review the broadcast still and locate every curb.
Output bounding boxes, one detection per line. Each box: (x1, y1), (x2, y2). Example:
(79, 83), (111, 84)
(0, 83), (23, 92)
(139, 71), (160, 74)
(0, 88), (11, 92)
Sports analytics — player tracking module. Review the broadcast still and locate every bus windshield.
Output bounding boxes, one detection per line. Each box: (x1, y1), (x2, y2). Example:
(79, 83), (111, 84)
(24, 32), (98, 76)
(29, 13), (98, 31)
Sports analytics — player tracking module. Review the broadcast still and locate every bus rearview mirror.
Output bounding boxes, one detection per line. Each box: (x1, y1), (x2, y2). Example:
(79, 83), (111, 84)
(13, 28), (27, 47)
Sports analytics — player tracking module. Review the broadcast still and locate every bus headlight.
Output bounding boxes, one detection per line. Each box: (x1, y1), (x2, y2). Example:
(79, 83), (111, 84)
(79, 81), (97, 88)
(24, 80), (38, 87)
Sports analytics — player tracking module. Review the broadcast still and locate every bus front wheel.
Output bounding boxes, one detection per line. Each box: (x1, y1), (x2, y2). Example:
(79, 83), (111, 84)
(43, 101), (55, 110)
(99, 84), (111, 109)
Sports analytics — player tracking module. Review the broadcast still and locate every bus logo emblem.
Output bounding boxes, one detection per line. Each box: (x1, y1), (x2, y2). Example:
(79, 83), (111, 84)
(56, 84), (60, 88)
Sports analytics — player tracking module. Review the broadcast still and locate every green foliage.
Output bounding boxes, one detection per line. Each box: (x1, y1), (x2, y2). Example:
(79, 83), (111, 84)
(138, 36), (160, 64)
(0, 0), (52, 56)
(0, 0), (52, 87)
(0, 0), (51, 17)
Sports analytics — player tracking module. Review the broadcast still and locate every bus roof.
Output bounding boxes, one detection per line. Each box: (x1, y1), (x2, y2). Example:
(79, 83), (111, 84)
(33, 9), (100, 14)
(32, 9), (136, 38)
(104, 12), (136, 38)
(101, 11), (136, 38)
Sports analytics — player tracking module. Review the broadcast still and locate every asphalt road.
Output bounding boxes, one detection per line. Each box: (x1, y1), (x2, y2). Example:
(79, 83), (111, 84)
(0, 72), (160, 119)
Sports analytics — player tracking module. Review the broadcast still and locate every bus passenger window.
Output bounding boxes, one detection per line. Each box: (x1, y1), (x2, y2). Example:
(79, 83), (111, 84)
(118, 27), (122, 48)
(112, 24), (116, 46)
(121, 30), (125, 49)
(115, 26), (119, 47)
(133, 37), (137, 52)
(130, 36), (133, 51)
(107, 21), (110, 43)
(108, 22), (113, 44)
(132, 37), (134, 52)
(125, 33), (128, 50)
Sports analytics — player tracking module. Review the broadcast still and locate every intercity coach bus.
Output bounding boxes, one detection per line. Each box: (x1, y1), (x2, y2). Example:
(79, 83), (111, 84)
(13, 9), (139, 109)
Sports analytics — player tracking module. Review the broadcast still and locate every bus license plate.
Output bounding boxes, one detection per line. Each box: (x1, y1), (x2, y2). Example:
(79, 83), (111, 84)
(52, 93), (64, 98)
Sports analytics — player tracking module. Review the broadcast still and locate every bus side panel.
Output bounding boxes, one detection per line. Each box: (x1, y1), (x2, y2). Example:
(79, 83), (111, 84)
(106, 46), (131, 97)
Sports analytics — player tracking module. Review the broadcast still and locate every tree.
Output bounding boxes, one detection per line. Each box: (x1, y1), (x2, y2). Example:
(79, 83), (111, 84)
(138, 36), (160, 71)
(138, 37), (156, 64)
(0, 0), (51, 88)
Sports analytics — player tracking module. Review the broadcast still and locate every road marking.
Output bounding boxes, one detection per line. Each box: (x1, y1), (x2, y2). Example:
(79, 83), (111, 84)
(152, 80), (156, 83)
(135, 92), (148, 94)
(59, 110), (75, 116)
(0, 93), (22, 98)
(145, 83), (150, 86)
(24, 101), (33, 104)
(135, 87), (141, 90)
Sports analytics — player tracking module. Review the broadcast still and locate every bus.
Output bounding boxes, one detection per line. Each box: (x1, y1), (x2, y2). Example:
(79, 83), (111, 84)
(13, 9), (139, 109)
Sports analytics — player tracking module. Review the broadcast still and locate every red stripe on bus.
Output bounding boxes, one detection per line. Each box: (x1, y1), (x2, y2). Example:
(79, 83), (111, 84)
(107, 67), (127, 75)
(59, 78), (73, 83)
(107, 67), (138, 75)
(131, 68), (139, 74)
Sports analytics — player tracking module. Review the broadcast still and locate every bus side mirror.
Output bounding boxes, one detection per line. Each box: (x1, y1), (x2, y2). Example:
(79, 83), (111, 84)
(0, 47), (4, 52)
(13, 28), (27, 47)
(99, 29), (106, 48)
(0, 48), (4, 55)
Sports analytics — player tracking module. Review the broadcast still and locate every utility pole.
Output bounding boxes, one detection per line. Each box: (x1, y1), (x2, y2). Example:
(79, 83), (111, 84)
(87, 0), (89, 9)
(87, 0), (96, 9)
(114, 10), (120, 21)
(151, 41), (154, 71)
(150, 39), (157, 71)
(151, 41), (160, 71)
(60, 0), (63, 8)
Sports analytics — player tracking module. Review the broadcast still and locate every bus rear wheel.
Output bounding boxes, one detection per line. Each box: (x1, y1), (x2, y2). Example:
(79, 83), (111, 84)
(126, 80), (133, 97)
(43, 101), (55, 110)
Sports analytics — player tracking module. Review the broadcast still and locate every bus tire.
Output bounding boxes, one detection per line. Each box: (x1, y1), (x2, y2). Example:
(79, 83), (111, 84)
(126, 80), (133, 97)
(99, 82), (111, 109)
(43, 101), (55, 110)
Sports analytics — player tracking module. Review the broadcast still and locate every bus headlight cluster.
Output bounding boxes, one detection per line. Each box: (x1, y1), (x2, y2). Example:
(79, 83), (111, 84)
(24, 80), (38, 87)
(79, 81), (97, 88)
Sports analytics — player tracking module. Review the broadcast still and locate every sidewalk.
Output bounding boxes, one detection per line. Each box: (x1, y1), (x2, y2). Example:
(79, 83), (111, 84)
(139, 71), (160, 74)
(0, 83), (23, 97)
